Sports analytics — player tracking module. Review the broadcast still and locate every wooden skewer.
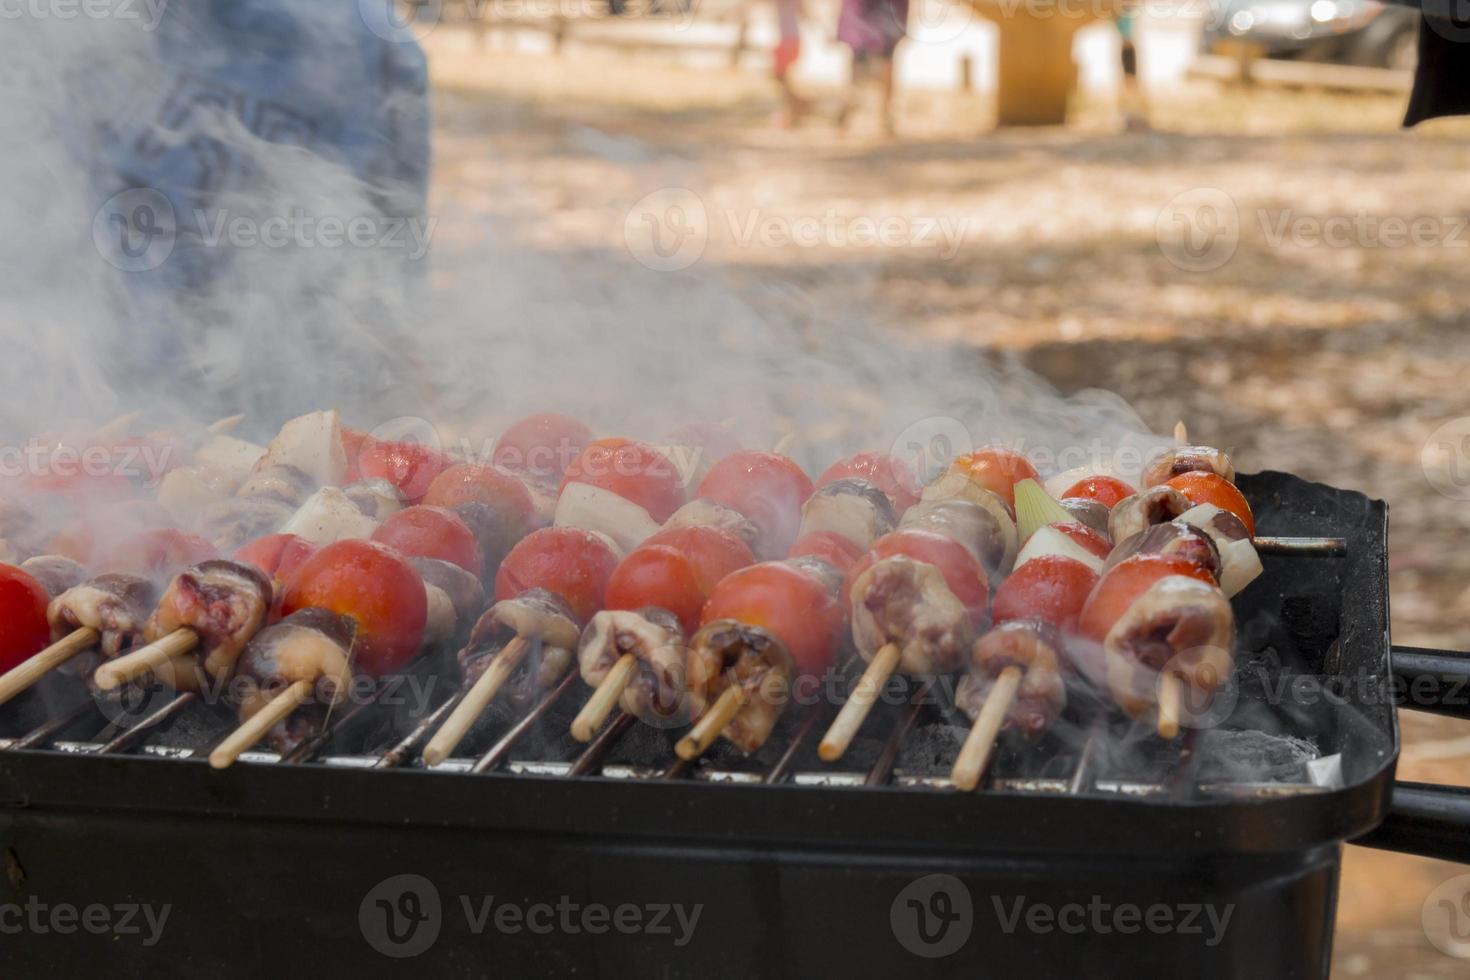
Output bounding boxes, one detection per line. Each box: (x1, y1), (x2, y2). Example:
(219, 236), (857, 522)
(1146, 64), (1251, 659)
(207, 414), (247, 434)
(93, 629), (198, 692)
(1174, 420), (1189, 443)
(422, 635), (531, 767)
(570, 652), (636, 743)
(94, 410), (143, 441)
(0, 628), (100, 706)
(208, 680), (314, 770)
(675, 684), (746, 761)
(950, 666), (1022, 792)
(818, 642), (900, 762)
(1157, 672), (1183, 740)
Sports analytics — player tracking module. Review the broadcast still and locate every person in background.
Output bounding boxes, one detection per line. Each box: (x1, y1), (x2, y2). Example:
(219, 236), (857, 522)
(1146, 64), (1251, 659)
(773, 0), (809, 127)
(1116, 4), (1151, 131)
(835, 0), (908, 136)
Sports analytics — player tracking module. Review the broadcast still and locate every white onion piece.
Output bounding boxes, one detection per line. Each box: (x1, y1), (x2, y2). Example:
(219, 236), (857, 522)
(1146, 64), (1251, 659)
(193, 434), (266, 486)
(1013, 524), (1106, 574)
(254, 410), (346, 490)
(554, 482), (659, 554)
(1177, 503), (1262, 598)
(283, 487), (379, 546)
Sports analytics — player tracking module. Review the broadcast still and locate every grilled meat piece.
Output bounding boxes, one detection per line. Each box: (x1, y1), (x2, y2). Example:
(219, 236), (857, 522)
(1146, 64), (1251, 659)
(663, 498), (761, 553)
(458, 588), (579, 691)
(798, 478), (897, 551)
(849, 556), (975, 675)
(413, 557), (486, 649)
(197, 496), (294, 552)
(957, 620), (1066, 738)
(578, 607), (689, 726)
(235, 608), (358, 750)
(1103, 576), (1235, 720)
(343, 479), (405, 521)
(686, 619), (795, 755)
(901, 497), (1015, 579)
(1108, 487), (1192, 546)
(236, 464), (316, 507)
(1141, 446), (1235, 489)
(1058, 497), (1112, 540)
(144, 560), (273, 681)
(1106, 520), (1222, 580)
(47, 574), (156, 657)
(20, 555), (88, 600)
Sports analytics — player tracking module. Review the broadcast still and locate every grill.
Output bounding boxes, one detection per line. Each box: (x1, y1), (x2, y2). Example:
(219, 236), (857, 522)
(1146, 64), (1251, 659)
(2, 470), (1468, 978)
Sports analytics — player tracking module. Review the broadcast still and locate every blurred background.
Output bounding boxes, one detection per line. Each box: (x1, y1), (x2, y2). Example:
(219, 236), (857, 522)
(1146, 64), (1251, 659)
(408, 0), (1467, 974)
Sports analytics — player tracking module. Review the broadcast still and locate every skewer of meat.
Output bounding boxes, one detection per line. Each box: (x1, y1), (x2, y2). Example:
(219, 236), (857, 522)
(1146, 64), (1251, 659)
(571, 524), (755, 742)
(690, 450), (815, 560)
(209, 539), (429, 767)
(676, 555), (845, 761)
(554, 438), (688, 553)
(422, 526), (620, 766)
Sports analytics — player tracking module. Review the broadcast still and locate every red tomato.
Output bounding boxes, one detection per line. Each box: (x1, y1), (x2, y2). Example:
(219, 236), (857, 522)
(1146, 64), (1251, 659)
(949, 448), (1039, 509)
(845, 529), (990, 628)
(356, 437), (452, 505)
(101, 529), (216, 581)
(373, 506), (481, 576)
(695, 451), (814, 560)
(493, 413), (592, 481)
(1166, 472), (1255, 537)
(699, 561), (843, 676)
(1077, 554), (1218, 644)
(1060, 475), (1137, 509)
(787, 530), (865, 576)
(20, 470), (136, 507)
(816, 451), (921, 514)
(47, 500), (174, 566)
(605, 526), (754, 634)
(281, 540), (428, 677)
(494, 527), (621, 625)
(0, 564), (51, 674)
(235, 533), (318, 598)
(992, 556), (1100, 633)
(1053, 522), (1112, 561)
(560, 439), (685, 524)
(424, 464), (536, 526)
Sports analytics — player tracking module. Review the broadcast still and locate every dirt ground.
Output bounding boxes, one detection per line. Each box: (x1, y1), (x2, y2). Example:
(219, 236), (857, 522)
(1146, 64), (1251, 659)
(424, 37), (1470, 977)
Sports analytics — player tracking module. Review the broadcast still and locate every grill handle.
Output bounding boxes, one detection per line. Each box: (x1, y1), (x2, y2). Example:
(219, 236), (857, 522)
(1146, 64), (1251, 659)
(1390, 645), (1470, 721)
(1353, 782), (1470, 864)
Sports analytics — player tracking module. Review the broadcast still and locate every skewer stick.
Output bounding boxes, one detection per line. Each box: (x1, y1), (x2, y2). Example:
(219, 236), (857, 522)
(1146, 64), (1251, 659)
(1157, 672), (1183, 740)
(206, 414), (247, 434)
(95, 411), (143, 441)
(676, 684), (747, 761)
(570, 653), (636, 743)
(93, 629), (198, 691)
(208, 680), (314, 770)
(422, 635), (531, 767)
(950, 666), (1022, 792)
(818, 642), (901, 762)
(1173, 420), (1188, 443)
(0, 628), (100, 706)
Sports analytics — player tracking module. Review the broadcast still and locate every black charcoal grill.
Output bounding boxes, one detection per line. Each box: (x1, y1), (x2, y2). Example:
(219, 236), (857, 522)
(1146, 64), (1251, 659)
(2, 471), (1469, 979)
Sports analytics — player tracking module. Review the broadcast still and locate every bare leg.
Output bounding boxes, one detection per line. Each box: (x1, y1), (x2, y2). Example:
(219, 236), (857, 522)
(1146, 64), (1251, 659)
(879, 58), (896, 136)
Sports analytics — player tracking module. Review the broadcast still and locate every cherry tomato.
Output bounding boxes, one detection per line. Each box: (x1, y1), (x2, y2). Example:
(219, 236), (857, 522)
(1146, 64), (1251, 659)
(699, 561), (843, 676)
(1053, 521), (1112, 561)
(1165, 472), (1255, 537)
(100, 529), (217, 581)
(492, 412), (592, 481)
(605, 526), (755, 634)
(424, 464), (536, 527)
(281, 540), (428, 677)
(949, 448), (1039, 509)
(787, 530), (865, 576)
(992, 555), (1099, 633)
(845, 528), (990, 628)
(47, 500), (175, 566)
(235, 533), (318, 598)
(560, 439), (685, 524)
(494, 527), (621, 624)
(695, 451), (814, 560)
(20, 470), (136, 508)
(1060, 475), (1136, 509)
(373, 506), (481, 576)
(0, 564), (51, 674)
(1077, 554), (1217, 643)
(356, 437), (452, 505)
(816, 451), (921, 514)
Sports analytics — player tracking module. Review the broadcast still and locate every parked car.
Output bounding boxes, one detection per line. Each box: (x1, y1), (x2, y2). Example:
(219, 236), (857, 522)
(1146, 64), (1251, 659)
(1202, 0), (1419, 69)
